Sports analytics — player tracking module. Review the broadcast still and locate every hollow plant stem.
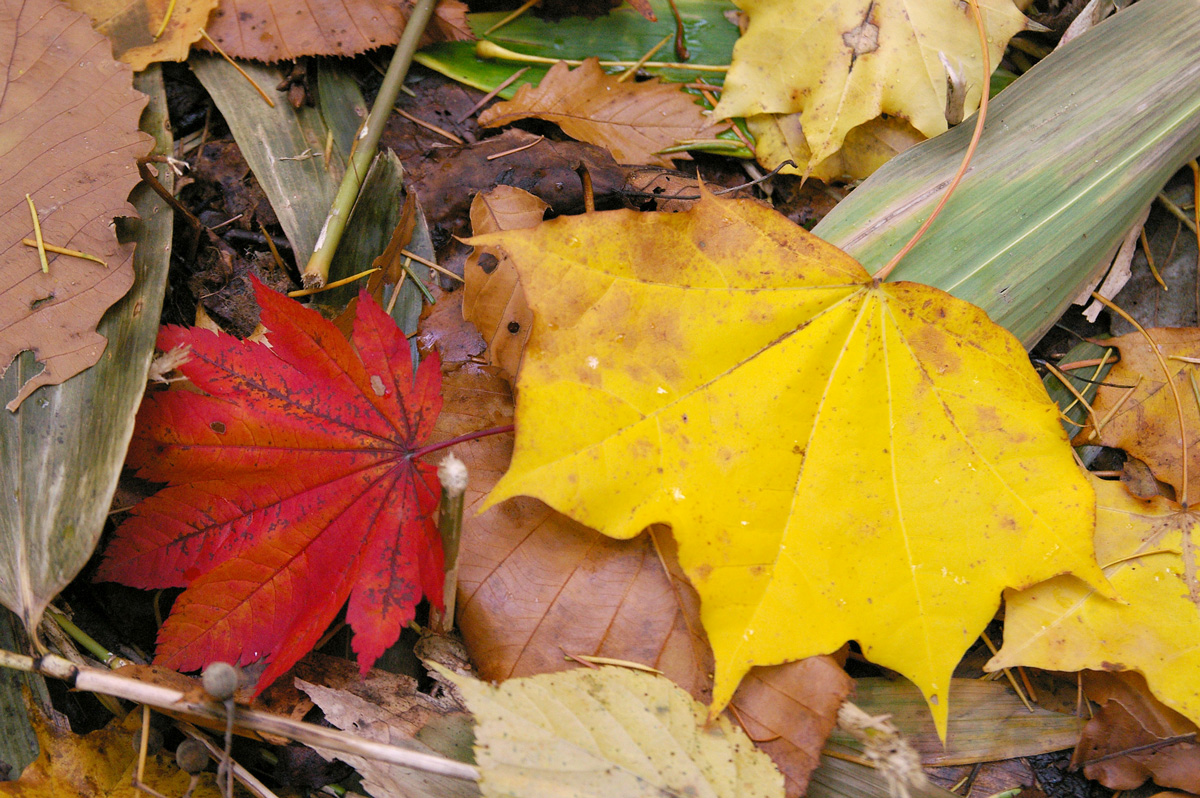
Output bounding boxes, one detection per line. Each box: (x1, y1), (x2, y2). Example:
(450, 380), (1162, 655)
(431, 454), (468, 634)
(301, 0), (438, 288)
(0, 650), (480, 782)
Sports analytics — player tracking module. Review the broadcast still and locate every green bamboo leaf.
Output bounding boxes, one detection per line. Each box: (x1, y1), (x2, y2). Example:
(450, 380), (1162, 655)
(825, 678), (1084, 767)
(813, 0), (1200, 348)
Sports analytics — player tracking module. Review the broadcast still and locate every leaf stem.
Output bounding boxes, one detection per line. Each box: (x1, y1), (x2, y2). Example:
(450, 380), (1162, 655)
(431, 454), (468, 633)
(871, 0), (990, 282)
(301, 0), (438, 288)
(411, 424), (515, 460)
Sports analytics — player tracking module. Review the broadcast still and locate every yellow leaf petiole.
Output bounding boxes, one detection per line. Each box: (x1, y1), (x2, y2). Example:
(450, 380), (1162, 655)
(21, 238), (106, 266)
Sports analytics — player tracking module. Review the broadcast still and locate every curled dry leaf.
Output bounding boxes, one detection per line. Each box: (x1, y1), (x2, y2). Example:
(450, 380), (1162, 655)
(64, 0), (217, 70)
(1072, 671), (1200, 792)
(477, 58), (727, 168)
(295, 654), (478, 798)
(468, 188), (1105, 738)
(433, 364), (852, 797)
(714, 0), (1027, 173)
(748, 113), (925, 183)
(1081, 328), (1200, 503)
(989, 476), (1200, 728)
(199, 0), (471, 62)
(0, 0), (150, 412)
(462, 187), (547, 380)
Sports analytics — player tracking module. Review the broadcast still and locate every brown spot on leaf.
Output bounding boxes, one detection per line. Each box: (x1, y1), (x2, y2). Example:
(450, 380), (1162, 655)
(843, 19), (879, 57)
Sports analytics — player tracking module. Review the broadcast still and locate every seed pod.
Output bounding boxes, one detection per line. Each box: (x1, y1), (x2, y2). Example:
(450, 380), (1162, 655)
(202, 661), (239, 701)
(132, 726), (163, 755)
(175, 739), (210, 774)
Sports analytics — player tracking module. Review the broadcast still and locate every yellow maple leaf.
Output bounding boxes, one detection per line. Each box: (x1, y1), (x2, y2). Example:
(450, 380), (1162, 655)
(714, 0), (1027, 172)
(989, 475), (1200, 727)
(470, 189), (1107, 738)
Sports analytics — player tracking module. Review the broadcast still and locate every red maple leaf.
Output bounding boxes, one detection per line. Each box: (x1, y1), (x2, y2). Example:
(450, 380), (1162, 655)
(97, 280), (444, 692)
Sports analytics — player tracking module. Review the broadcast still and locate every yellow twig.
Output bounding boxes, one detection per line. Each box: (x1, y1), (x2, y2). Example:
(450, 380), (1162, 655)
(21, 238), (105, 266)
(483, 0), (540, 35)
(197, 29), (276, 107)
(475, 40), (728, 72)
(154, 0), (178, 39)
(25, 194), (49, 273)
(1140, 227), (1167, 291)
(400, 249), (464, 282)
(980, 630), (1034, 712)
(287, 268), (380, 297)
(618, 33), (672, 83)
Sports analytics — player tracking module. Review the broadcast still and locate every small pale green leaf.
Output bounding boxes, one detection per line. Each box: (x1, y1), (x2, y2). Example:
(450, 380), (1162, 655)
(439, 664), (783, 798)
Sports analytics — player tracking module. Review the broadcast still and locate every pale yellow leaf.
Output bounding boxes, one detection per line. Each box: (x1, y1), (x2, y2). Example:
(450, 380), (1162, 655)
(440, 664), (784, 798)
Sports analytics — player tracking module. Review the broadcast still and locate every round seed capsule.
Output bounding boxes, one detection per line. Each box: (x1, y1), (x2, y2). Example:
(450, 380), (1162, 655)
(175, 739), (210, 774)
(201, 661), (239, 701)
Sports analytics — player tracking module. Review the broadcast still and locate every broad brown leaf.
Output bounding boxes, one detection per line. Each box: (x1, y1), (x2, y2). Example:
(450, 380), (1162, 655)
(478, 58), (727, 167)
(434, 365), (851, 796)
(0, 0), (151, 411)
(97, 281), (444, 692)
(1072, 671), (1200, 792)
(462, 187), (547, 380)
(200, 0), (471, 62)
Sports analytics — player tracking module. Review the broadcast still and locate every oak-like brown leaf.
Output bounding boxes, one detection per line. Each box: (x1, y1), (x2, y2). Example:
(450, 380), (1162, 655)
(478, 58), (727, 167)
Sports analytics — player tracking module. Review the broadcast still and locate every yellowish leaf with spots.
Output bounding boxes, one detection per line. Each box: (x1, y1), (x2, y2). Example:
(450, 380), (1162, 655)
(0, 706), (220, 798)
(989, 476), (1200, 727)
(469, 188), (1106, 738)
(714, 0), (1027, 173)
(64, 0), (217, 70)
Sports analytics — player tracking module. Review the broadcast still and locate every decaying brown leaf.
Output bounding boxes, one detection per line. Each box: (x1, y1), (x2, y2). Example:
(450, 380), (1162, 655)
(1082, 328), (1200, 501)
(64, 0), (217, 70)
(478, 58), (727, 168)
(1073, 671), (1200, 792)
(432, 365), (851, 797)
(0, 0), (151, 412)
(462, 187), (547, 380)
(199, 0), (471, 62)
(294, 654), (478, 798)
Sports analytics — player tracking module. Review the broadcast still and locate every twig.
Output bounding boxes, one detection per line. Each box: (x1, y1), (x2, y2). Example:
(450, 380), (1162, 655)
(25, 194), (49, 273)
(21, 239), (105, 266)
(457, 67), (530, 123)
(302, 0), (438, 288)
(618, 33), (672, 83)
(475, 40), (727, 72)
(394, 108), (464, 144)
(197, 30), (275, 107)
(483, 0), (540, 35)
(0, 650), (480, 782)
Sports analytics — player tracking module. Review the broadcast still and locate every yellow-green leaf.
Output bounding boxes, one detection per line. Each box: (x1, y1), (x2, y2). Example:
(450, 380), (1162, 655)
(714, 0), (1027, 171)
(989, 476), (1200, 727)
(440, 664), (783, 798)
(470, 189), (1107, 738)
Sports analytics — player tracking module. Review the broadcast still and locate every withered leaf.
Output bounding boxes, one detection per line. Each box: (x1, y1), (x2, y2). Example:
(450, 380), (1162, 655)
(0, 0), (151, 412)
(478, 58), (727, 167)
